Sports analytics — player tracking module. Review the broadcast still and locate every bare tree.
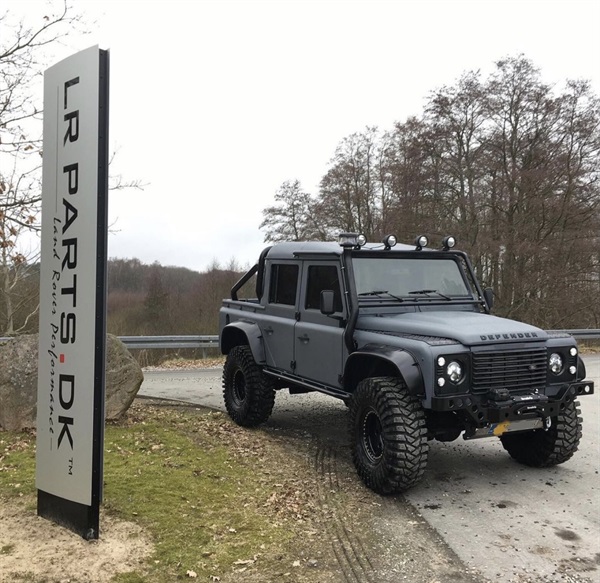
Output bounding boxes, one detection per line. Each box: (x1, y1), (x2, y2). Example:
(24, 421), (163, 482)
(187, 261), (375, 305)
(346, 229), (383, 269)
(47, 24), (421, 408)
(0, 3), (145, 335)
(260, 56), (600, 329)
(318, 127), (383, 240)
(260, 179), (325, 242)
(0, 2), (87, 335)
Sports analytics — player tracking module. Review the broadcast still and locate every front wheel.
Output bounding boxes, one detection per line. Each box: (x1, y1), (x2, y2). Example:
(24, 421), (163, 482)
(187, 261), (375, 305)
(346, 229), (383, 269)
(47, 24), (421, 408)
(222, 346), (275, 427)
(500, 400), (582, 466)
(349, 377), (429, 494)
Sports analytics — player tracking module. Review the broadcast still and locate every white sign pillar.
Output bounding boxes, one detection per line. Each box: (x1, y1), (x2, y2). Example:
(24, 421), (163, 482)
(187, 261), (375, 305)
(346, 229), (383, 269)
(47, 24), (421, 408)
(36, 46), (109, 539)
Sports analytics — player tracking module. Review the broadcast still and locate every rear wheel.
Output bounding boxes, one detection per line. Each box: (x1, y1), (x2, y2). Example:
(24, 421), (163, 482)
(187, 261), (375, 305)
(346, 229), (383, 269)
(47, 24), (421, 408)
(349, 377), (429, 494)
(500, 400), (582, 466)
(222, 346), (275, 427)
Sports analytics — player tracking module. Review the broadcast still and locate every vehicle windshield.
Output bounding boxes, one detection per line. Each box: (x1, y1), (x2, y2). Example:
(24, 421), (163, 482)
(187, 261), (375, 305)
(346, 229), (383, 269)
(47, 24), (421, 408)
(352, 256), (471, 299)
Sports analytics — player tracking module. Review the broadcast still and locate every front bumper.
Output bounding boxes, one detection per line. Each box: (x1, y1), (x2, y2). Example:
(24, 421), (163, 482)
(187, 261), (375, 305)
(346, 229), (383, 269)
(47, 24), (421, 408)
(430, 380), (594, 424)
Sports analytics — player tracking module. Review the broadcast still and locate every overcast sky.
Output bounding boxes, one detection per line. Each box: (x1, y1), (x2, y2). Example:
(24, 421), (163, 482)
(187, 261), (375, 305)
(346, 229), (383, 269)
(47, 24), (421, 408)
(7, 0), (600, 272)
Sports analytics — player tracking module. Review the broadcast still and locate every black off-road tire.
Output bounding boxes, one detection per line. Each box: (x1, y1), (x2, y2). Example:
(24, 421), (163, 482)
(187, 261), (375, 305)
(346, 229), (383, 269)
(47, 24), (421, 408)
(349, 377), (429, 494)
(223, 346), (276, 427)
(500, 400), (582, 467)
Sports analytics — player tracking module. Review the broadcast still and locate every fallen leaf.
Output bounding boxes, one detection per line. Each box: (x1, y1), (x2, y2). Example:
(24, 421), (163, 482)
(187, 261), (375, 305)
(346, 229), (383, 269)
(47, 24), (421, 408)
(233, 558), (256, 566)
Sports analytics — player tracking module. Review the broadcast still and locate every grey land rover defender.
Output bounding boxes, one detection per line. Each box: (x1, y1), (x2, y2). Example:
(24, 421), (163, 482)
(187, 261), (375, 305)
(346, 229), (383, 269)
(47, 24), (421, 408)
(218, 234), (594, 494)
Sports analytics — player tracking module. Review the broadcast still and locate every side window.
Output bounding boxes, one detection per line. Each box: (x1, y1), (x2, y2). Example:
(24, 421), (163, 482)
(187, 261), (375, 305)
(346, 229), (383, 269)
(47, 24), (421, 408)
(268, 264), (299, 306)
(305, 265), (343, 312)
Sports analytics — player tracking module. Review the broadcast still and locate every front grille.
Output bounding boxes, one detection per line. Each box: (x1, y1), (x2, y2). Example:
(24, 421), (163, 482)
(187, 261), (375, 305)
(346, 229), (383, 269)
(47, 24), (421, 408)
(472, 348), (547, 394)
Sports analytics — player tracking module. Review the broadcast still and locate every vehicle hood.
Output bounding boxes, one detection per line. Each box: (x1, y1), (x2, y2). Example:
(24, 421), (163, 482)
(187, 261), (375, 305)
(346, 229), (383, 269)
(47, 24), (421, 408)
(356, 311), (548, 346)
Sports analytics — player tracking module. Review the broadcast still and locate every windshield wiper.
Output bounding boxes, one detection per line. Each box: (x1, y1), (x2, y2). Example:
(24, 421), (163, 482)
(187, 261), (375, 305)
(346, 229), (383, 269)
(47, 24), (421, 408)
(358, 290), (405, 302)
(408, 289), (452, 300)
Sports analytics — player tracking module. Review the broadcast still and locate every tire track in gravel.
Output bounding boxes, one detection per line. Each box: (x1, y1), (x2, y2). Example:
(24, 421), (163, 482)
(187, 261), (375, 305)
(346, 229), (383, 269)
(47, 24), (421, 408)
(314, 443), (376, 583)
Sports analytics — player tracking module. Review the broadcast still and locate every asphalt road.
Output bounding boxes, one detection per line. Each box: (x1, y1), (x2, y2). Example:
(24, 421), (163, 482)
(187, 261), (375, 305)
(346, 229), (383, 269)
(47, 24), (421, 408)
(139, 354), (600, 582)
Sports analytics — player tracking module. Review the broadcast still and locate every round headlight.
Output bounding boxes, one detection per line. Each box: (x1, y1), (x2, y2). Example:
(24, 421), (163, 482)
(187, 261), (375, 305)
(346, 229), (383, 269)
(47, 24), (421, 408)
(446, 361), (463, 383)
(357, 234), (367, 247)
(549, 353), (563, 375)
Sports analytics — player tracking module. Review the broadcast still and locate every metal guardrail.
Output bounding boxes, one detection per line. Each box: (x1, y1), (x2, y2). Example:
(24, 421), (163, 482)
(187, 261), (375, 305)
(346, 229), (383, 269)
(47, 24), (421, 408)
(1, 331), (598, 349)
(118, 330), (600, 349)
(554, 330), (600, 340)
(118, 335), (219, 350)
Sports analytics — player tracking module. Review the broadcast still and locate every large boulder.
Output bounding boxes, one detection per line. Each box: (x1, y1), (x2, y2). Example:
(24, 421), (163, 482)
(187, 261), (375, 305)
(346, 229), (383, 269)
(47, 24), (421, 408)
(0, 334), (143, 431)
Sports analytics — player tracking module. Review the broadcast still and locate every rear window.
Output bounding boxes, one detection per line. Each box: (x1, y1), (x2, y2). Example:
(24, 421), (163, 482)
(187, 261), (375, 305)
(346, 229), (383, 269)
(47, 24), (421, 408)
(268, 264), (299, 306)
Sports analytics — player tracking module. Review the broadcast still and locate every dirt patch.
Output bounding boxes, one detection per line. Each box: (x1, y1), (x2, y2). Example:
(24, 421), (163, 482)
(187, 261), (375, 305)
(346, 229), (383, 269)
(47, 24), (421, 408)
(0, 502), (152, 582)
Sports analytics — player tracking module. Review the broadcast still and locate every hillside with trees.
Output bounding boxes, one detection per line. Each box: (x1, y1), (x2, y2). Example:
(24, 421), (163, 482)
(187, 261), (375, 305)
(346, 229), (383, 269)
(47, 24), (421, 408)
(0, 258), (245, 340)
(261, 56), (600, 330)
(106, 258), (244, 337)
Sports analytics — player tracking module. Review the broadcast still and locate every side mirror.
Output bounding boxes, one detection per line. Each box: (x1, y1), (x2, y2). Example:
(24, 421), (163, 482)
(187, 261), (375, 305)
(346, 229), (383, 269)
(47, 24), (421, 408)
(483, 287), (494, 311)
(320, 290), (335, 315)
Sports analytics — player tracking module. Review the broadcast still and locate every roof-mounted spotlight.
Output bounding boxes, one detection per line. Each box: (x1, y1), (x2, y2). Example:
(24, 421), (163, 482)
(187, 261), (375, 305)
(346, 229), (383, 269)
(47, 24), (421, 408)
(414, 235), (428, 251)
(383, 234), (397, 250)
(442, 235), (456, 251)
(339, 232), (366, 249)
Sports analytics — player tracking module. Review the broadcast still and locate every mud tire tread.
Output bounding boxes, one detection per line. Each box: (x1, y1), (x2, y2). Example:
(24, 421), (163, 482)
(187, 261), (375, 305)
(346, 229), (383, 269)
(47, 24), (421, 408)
(349, 377), (429, 494)
(500, 400), (582, 467)
(222, 345), (275, 427)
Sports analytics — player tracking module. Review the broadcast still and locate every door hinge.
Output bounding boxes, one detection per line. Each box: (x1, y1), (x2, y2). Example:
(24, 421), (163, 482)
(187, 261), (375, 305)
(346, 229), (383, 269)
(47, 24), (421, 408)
(291, 360), (296, 370)
(295, 311), (301, 321)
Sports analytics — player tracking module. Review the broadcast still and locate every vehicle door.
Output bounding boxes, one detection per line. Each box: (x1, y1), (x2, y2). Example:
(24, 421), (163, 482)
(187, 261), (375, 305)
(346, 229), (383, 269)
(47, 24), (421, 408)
(261, 261), (300, 373)
(294, 262), (346, 387)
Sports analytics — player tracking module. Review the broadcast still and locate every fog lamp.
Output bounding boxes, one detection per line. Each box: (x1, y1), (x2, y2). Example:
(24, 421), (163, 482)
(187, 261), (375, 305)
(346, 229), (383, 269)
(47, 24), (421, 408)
(383, 234), (397, 249)
(414, 235), (429, 250)
(442, 236), (456, 251)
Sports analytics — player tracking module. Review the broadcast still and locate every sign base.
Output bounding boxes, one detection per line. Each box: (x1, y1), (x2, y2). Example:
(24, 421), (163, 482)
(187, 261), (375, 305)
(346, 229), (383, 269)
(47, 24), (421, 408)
(37, 490), (100, 540)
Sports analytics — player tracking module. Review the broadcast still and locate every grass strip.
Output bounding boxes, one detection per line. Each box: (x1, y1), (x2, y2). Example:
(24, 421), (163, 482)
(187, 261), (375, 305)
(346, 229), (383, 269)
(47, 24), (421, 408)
(0, 401), (328, 582)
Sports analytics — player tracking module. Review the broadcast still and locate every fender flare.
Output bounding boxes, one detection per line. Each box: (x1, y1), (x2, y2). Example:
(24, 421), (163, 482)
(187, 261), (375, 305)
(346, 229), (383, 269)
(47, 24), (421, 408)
(344, 344), (424, 395)
(577, 355), (587, 381)
(220, 321), (266, 364)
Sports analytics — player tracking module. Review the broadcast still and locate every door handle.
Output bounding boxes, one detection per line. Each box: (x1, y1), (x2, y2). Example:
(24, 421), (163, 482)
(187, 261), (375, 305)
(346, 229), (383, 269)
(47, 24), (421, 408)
(297, 334), (310, 343)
